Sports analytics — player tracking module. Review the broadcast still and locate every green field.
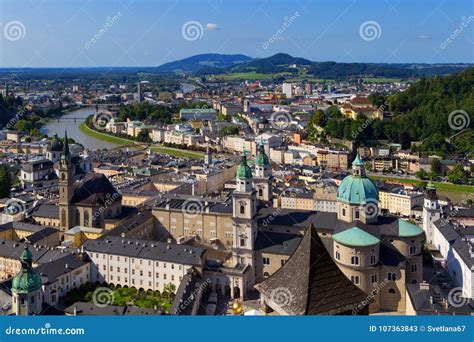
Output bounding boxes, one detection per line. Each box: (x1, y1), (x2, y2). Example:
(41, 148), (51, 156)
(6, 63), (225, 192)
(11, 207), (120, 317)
(79, 122), (202, 159)
(363, 77), (402, 83)
(369, 174), (473, 203)
(213, 72), (275, 80)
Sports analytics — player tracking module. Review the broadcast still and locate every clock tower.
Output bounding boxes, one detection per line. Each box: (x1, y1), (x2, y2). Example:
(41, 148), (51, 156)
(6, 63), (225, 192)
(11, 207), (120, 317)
(59, 131), (74, 231)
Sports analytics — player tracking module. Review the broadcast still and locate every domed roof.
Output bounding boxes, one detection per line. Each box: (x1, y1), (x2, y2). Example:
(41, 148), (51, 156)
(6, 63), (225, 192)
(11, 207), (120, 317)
(255, 144), (270, 166)
(337, 154), (378, 205)
(49, 133), (63, 152)
(398, 219), (424, 237)
(337, 176), (379, 205)
(237, 155), (253, 179)
(333, 227), (380, 247)
(12, 244), (42, 295)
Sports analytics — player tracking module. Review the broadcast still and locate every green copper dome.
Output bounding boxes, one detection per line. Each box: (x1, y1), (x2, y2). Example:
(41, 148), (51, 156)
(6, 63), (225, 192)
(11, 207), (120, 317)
(333, 227), (380, 247)
(12, 244), (42, 295)
(398, 220), (424, 237)
(337, 154), (378, 205)
(255, 144), (270, 166)
(237, 155), (253, 179)
(337, 176), (379, 204)
(352, 153), (364, 166)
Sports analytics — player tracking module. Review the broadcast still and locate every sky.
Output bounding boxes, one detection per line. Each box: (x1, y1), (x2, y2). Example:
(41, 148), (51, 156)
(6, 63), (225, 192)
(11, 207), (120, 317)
(0, 0), (472, 67)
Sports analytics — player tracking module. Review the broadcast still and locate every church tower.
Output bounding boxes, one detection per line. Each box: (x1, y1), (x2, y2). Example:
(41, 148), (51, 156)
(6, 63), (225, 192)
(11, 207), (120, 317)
(12, 243), (42, 315)
(253, 144), (272, 203)
(59, 131), (74, 231)
(232, 155), (257, 271)
(422, 182), (441, 245)
(204, 144), (212, 166)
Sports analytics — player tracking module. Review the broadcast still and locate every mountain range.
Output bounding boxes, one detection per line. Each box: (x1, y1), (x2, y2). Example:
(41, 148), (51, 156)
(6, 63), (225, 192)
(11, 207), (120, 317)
(155, 53), (472, 79)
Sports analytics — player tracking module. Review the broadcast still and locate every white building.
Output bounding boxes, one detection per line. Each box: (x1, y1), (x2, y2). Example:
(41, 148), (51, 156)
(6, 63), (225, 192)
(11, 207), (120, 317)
(83, 237), (205, 292)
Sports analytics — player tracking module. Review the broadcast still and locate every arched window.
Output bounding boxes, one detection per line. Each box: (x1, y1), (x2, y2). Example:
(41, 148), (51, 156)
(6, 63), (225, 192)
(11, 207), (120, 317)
(84, 211), (90, 227)
(351, 256), (360, 265)
(335, 251), (340, 260)
(258, 189), (263, 197)
(240, 205), (245, 214)
(388, 288), (396, 294)
(75, 209), (80, 226)
(61, 209), (66, 227)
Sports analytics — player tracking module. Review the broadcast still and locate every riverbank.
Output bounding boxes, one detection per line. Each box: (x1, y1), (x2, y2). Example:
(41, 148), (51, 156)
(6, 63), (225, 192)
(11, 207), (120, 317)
(79, 122), (203, 159)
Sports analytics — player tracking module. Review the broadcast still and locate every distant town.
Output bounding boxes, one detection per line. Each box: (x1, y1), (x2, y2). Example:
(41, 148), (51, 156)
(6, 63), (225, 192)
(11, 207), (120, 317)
(0, 52), (472, 317)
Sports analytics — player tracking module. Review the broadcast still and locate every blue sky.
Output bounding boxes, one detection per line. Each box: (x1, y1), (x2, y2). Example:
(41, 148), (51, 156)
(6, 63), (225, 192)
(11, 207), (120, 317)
(0, 0), (472, 67)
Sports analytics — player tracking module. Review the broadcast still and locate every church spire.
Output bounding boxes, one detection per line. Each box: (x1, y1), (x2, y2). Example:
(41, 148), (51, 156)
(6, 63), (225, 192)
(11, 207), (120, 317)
(351, 153), (366, 177)
(61, 131), (71, 162)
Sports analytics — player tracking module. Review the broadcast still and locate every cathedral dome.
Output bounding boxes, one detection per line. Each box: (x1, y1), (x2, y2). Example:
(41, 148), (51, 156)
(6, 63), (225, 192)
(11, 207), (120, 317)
(336, 154), (378, 205)
(12, 244), (42, 295)
(255, 144), (270, 166)
(237, 155), (253, 179)
(48, 133), (63, 152)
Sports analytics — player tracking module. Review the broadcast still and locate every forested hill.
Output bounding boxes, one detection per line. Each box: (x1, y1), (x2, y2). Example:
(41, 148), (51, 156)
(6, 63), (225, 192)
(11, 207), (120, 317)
(315, 68), (473, 156)
(386, 67), (473, 155)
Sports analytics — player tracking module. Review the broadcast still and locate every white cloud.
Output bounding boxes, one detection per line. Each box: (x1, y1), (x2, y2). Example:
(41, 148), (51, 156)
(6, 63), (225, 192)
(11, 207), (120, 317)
(205, 23), (220, 30)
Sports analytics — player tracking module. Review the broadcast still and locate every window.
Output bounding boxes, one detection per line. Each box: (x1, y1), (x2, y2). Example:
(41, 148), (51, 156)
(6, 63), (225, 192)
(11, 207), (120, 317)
(342, 208), (346, 216)
(355, 211), (360, 219)
(240, 205), (245, 214)
(263, 257), (270, 265)
(387, 272), (396, 281)
(335, 251), (340, 260)
(351, 276), (360, 285)
(258, 189), (263, 197)
(370, 255), (376, 265)
(410, 264), (417, 273)
(84, 211), (89, 227)
(240, 238), (245, 247)
(351, 256), (360, 265)
(371, 274), (377, 283)
(409, 246), (416, 255)
(388, 288), (396, 294)
(156, 273), (159, 278)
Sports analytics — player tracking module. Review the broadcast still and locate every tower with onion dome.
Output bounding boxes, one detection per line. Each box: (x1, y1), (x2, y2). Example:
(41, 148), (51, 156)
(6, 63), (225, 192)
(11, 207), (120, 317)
(336, 153), (379, 224)
(12, 243), (42, 315)
(231, 154), (258, 287)
(253, 144), (273, 203)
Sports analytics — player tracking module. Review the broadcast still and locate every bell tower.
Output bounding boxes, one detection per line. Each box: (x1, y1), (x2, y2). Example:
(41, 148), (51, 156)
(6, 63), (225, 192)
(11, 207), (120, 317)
(232, 155), (257, 283)
(59, 131), (74, 231)
(422, 182), (441, 245)
(12, 243), (42, 315)
(253, 144), (272, 203)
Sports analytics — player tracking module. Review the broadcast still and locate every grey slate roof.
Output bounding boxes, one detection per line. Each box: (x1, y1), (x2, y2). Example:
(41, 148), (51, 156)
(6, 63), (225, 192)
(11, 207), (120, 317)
(255, 224), (370, 315)
(83, 236), (205, 266)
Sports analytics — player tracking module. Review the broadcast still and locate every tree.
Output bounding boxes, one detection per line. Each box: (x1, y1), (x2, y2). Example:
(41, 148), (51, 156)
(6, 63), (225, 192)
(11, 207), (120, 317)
(415, 169), (428, 180)
(430, 158), (442, 176)
(447, 163), (468, 184)
(137, 129), (151, 143)
(163, 283), (176, 300)
(0, 166), (11, 198)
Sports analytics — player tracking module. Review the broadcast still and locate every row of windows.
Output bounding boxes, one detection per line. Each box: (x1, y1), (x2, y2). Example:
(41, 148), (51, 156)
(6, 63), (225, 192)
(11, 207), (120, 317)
(94, 254), (179, 269)
(109, 274), (181, 282)
(334, 253), (377, 266)
(105, 266), (181, 274)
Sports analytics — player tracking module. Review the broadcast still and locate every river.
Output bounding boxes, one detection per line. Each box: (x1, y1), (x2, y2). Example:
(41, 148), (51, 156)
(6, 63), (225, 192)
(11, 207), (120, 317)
(41, 107), (119, 150)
